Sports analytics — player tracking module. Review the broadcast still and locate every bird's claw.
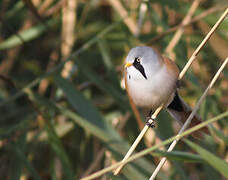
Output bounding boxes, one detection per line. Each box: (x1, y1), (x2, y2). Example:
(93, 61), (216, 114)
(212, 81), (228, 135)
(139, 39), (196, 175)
(146, 117), (155, 128)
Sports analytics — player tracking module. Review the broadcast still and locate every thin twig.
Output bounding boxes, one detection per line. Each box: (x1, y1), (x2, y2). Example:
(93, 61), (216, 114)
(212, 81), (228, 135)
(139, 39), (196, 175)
(107, 0), (137, 35)
(38, 0), (54, 14)
(44, 0), (67, 16)
(61, 0), (77, 78)
(113, 105), (163, 175)
(114, 123), (149, 174)
(80, 111), (228, 180)
(165, 0), (201, 59)
(22, 0), (44, 22)
(147, 5), (226, 44)
(150, 57), (228, 179)
(197, 20), (228, 60)
(82, 148), (105, 177)
(179, 8), (228, 80)
(135, 0), (148, 36)
(113, 6), (228, 176)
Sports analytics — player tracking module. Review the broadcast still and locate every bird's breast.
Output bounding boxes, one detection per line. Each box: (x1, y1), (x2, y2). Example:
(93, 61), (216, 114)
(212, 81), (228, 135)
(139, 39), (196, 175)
(126, 66), (177, 110)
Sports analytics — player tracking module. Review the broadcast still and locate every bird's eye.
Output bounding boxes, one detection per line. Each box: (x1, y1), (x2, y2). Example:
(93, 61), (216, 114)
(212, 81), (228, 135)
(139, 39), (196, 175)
(135, 57), (140, 63)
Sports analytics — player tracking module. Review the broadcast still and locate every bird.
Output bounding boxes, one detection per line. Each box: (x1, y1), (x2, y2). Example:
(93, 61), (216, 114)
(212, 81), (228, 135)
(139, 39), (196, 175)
(124, 46), (208, 137)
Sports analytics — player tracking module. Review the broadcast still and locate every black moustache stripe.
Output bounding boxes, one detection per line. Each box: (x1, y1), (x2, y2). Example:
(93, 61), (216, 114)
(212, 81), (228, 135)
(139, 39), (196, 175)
(133, 61), (147, 79)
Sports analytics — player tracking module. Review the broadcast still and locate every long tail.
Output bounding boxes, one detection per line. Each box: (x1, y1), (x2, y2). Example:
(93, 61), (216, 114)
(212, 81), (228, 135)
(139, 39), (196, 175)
(167, 92), (209, 139)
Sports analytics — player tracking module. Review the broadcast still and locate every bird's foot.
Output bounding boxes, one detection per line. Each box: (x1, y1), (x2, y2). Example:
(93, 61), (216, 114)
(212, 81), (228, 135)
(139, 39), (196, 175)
(146, 117), (155, 128)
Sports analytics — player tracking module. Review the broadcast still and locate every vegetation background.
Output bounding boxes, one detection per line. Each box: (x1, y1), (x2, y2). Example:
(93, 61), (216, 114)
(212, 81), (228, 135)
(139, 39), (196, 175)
(0, 0), (228, 179)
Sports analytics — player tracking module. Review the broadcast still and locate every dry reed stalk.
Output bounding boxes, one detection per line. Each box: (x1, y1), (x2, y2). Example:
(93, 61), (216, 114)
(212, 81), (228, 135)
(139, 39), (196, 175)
(82, 148), (106, 177)
(179, 8), (228, 80)
(23, 0), (44, 22)
(38, 51), (59, 94)
(148, 5), (226, 44)
(61, 0), (77, 78)
(197, 20), (228, 60)
(44, 0), (67, 16)
(39, 0), (54, 13)
(136, 0), (148, 36)
(113, 105), (163, 175)
(165, 0), (201, 59)
(107, 0), (137, 35)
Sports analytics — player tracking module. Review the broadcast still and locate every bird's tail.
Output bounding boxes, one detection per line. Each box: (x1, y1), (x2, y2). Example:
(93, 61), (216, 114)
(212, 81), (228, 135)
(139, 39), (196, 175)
(167, 92), (209, 139)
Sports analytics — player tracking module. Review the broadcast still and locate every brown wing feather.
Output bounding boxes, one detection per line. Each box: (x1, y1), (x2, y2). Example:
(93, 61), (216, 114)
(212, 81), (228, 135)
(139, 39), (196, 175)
(163, 56), (180, 78)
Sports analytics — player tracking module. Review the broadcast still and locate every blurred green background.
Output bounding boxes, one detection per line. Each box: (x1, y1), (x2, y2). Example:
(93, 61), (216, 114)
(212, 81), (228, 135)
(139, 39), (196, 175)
(0, 0), (228, 179)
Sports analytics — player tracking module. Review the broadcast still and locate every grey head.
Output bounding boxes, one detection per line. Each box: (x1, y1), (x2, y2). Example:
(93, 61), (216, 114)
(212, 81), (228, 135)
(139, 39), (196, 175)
(125, 46), (163, 80)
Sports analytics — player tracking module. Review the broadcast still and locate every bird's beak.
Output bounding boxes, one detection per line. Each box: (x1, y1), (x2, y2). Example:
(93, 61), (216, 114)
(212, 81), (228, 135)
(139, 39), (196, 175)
(124, 62), (133, 68)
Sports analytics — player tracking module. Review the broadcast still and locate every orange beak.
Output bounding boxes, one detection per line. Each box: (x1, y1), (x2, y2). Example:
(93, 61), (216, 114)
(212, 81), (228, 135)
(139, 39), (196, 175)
(124, 62), (133, 68)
